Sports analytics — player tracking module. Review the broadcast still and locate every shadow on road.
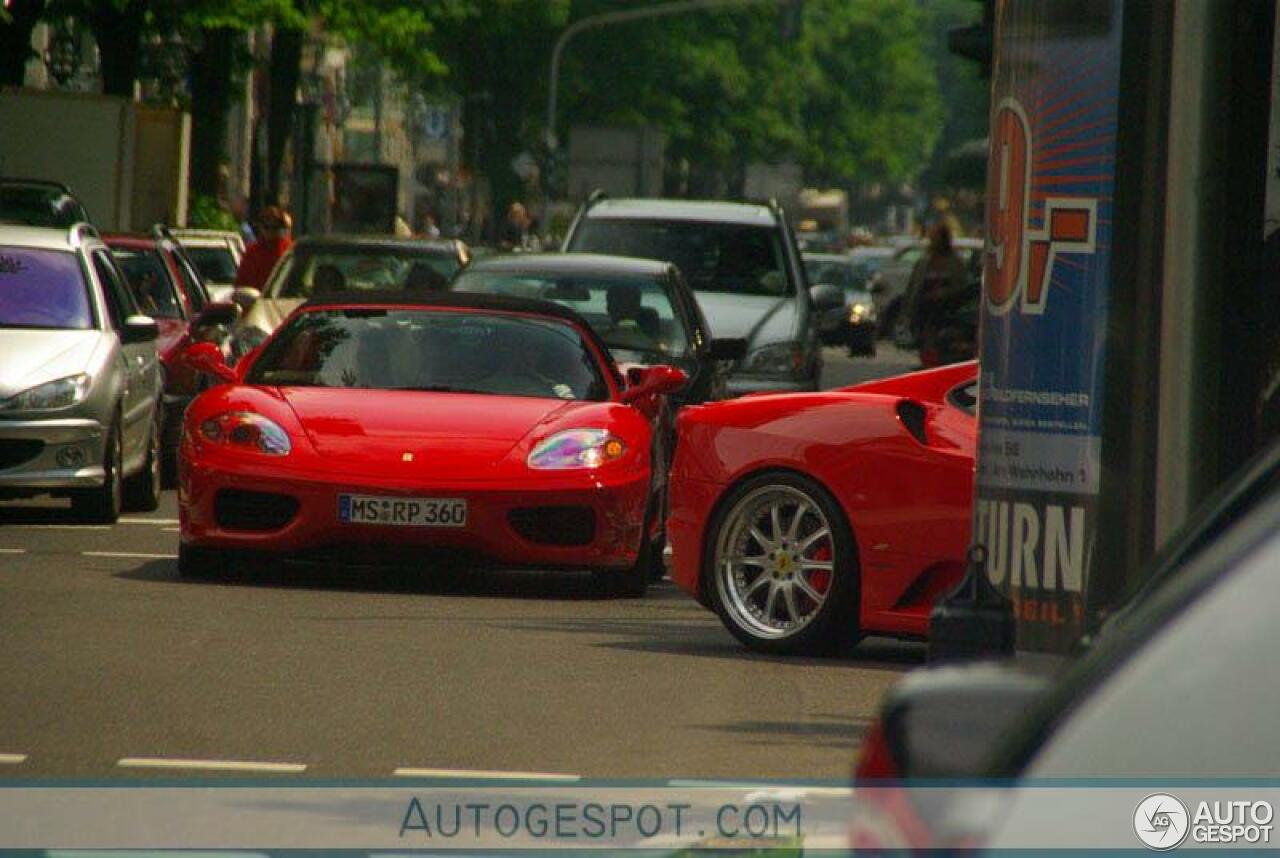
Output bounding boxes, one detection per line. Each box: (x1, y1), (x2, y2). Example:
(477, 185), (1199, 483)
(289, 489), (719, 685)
(115, 556), (657, 602)
(697, 713), (875, 750)
(0, 502), (81, 525)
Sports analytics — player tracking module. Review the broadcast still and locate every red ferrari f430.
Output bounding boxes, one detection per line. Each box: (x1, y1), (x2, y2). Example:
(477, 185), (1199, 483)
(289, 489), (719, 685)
(667, 361), (977, 653)
(177, 292), (686, 597)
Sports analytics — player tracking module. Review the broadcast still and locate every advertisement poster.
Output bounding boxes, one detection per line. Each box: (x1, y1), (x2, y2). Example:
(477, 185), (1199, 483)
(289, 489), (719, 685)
(976, 0), (1121, 652)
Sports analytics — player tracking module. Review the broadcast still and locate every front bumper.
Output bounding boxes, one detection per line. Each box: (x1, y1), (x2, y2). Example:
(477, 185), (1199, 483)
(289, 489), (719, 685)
(0, 417), (106, 491)
(180, 460), (651, 571)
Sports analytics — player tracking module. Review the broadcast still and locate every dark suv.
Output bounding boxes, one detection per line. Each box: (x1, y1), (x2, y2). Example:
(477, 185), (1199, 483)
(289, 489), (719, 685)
(563, 196), (838, 395)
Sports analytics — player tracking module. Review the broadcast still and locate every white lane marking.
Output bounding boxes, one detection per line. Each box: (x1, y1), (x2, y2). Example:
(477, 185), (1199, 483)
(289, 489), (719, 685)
(0, 753), (28, 764)
(393, 768), (581, 782)
(8, 524), (109, 531)
(161, 527), (179, 533)
(119, 518), (180, 526)
(0, 548), (27, 554)
(82, 551), (178, 560)
(118, 757), (306, 773)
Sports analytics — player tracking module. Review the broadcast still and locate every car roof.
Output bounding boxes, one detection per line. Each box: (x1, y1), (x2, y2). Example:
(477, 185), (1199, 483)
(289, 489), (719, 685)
(582, 198), (777, 226)
(0, 178), (74, 193)
(0, 224), (83, 251)
(101, 233), (160, 250)
(292, 234), (465, 254)
(802, 252), (853, 263)
(464, 252), (670, 278)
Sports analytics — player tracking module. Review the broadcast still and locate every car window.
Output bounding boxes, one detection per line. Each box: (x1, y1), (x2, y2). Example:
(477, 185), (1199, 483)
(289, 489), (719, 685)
(451, 271), (690, 360)
(247, 308), (609, 401)
(803, 259), (857, 288)
(0, 185), (87, 228)
(274, 247), (462, 298)
(172, 248), (208, 313)
(948, 380), (978, 416)
(92, 249), (139, 330)
(0, 246), (93, 330)
(186, 246), (239, 284)
(571, 219), (790, 297)
(113, 248), (183, 319)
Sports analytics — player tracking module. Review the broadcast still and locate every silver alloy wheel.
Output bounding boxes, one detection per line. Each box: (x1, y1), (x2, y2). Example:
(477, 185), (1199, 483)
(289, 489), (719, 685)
(714, 484), (836, 640)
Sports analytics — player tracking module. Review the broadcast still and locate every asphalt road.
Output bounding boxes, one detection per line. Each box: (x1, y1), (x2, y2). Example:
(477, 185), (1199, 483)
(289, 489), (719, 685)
(0, 345), (923, 781)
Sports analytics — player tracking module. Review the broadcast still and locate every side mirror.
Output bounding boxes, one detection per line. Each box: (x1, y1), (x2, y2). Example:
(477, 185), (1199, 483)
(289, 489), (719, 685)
(708, 337), (747, 362)
(621, 364), (688, 404)
(181, 341), (237, 383)
(809, 283), (845, 312)
(193, 301), (241, 331)
(862, 665), (1050, 780)
(231, 287), (261, 311)
(121, 314), (159, 345)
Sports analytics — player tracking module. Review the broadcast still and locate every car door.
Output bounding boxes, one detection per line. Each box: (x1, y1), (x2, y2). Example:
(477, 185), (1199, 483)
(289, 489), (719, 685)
(91, 248), (159, 467)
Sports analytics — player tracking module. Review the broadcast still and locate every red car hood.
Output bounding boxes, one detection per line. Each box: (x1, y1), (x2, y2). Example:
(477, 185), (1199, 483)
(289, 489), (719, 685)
(279, 387), (578, 476)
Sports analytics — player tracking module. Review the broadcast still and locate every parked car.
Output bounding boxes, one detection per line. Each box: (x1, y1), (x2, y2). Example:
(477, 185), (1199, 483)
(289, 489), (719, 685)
(0, 178), (92, 228)
(0, 223), (162, 521)
(229, 235), (471, 361)
(562, 195), (840, 395)
(179, 291), (686, 597)
(850, 439), (1280, 848)
(871, 237), (983, 339)
(105, 230), (239, 483)
(802, 251), (879, 354)
(450, 253), (747, 408)
(171, 228), (245, 303)
(667, 361), (977, 653)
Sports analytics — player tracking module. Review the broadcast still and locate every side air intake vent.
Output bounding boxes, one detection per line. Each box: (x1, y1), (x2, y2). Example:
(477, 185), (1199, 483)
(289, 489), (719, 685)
(896, 400), (928, 445)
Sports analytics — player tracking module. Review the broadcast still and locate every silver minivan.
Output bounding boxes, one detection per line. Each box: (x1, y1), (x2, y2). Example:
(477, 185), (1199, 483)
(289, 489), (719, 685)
(0, 224), (162, 521)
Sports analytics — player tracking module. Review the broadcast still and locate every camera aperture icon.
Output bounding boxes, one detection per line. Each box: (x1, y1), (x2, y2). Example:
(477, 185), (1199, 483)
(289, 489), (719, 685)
(1134, 793), (1190, 850)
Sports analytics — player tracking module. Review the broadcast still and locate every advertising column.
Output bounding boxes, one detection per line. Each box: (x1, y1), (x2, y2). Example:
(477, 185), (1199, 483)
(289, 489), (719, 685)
(976, 0), (1121, 652)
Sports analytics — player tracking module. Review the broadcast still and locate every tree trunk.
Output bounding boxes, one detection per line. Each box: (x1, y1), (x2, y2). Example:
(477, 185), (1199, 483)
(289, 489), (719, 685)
(265, 26), (303, 204)
(188, 27), (238, 200)
(86, 0), (146, 97)
(0, 0), (45, 87)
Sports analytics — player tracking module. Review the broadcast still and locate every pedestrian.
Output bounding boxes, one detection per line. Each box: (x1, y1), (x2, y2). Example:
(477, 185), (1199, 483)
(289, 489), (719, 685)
(420, 213), (442, 238)
(234, 206), (293, 291)
(499, 202), (531, 250)
(903, 217), (973, 366)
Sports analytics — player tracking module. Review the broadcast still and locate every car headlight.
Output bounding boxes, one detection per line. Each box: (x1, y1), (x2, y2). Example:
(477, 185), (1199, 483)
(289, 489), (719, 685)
(850, 302), (871, 322)
(230, 326), (269, 362)
(0, 373), (91, 411)
(528, 429), (627, 470)
(743, 342), (804, 377)
(198, 411), (291, 455)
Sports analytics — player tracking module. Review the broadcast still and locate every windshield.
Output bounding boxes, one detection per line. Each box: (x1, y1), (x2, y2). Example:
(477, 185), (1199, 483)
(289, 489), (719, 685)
(571, 219), (790, 297)
(271, 245), (462, 298)
(185, 246), (238, 284)
(803, 258), (859, 288)
(0, 247), (92, 329)
(0, 186), (88, 228)
(452, 270), (690, 359)
(112, 247), (183, 318)
(247, 307), (608, 401)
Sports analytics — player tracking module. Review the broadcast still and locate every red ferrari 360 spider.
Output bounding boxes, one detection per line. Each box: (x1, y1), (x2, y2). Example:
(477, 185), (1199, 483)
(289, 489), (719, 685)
(177, 292), (686, 597)
(667, 361), (977, 653)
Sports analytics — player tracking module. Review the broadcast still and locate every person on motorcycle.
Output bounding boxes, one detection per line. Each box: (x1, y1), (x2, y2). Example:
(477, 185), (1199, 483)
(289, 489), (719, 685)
(903, 218), (976, 366)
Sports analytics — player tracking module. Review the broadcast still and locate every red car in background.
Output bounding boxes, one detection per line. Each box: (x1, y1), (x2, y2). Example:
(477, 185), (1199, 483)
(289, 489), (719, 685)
(106, 230), (239, 482)
(667, 361), (977, 654)
(176, 292), (686, 597)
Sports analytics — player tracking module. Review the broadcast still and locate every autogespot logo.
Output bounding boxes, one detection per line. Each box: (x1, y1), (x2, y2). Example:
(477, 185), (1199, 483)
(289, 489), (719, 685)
(1134, 793), (1190, 850)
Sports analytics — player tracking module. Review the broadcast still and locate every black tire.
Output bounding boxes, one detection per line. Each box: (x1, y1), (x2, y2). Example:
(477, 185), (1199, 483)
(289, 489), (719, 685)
(177, 544), (230, 579)
(878, 301), (899, 339)
(705, 471), (859, 655)
(124, 405), (162, 512)
(70, 418), (123, 524)
(594, 502), (660, 599)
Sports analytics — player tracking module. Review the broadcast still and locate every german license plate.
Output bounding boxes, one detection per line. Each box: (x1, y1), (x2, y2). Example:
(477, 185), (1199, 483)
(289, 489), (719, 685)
(338, 494), (467, 527)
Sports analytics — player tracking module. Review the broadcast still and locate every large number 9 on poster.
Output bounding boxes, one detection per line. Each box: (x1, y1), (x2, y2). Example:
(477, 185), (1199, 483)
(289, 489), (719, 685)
(985, 99), (1031, 314)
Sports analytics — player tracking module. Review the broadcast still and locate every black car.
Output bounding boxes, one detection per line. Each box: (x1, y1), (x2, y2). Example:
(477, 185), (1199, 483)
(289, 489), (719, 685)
(802, 251), (879, 355)
(562, 195), (842, 395)
(0, 178), (92, 228)
(449, 253), (746, 408)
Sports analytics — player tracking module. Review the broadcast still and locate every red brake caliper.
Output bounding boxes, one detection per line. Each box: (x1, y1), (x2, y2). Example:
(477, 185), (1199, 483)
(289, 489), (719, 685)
(807, 543), (832, 596)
